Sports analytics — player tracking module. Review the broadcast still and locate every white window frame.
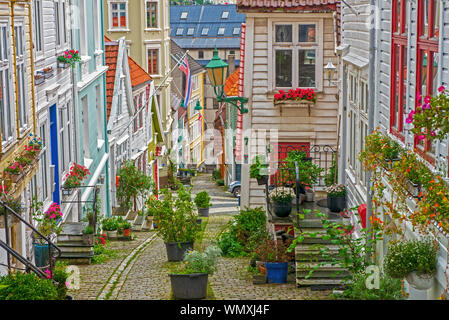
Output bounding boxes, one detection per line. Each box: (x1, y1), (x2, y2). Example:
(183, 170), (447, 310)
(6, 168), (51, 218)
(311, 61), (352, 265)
(268, 19), (323, 92)
(0, 20), (15, 147)
(188, 95), (200, 119)
(96, 84), (104, 146)
(93, 0), (102, 52)
(58, 107), (66, 175)
(14, 20), (28, 133)
(233, 27), (240, 35)
(201, 27), (209, 36)
(192, 74), (199, 92)
(81, 95), (90, 159)
(146, 44), (161, 77)
(187, 27), (194, 36)
(145, 0), (159, 30)
(180, 11), (188, 19)
(33, 0), (44, 56)
(108, 0), (129, 31)
(38, 120), (50, 203)
(221, 11), (229, 19)
(79, 0), (88, 56)
(176, 27), (184, 36)
(217, 27), (225, 36)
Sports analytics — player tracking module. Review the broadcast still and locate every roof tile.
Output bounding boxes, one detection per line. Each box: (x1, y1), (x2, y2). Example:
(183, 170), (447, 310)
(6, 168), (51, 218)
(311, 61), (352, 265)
(237, 0), (338, 11)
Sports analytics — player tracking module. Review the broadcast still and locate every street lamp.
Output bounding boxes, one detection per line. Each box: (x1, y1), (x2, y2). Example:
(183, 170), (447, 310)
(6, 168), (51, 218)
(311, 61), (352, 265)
(324, 61), (337, 85)
(180, 98), (185, 109)
(194, 100), (203, 111)
(206, 47), (248, 114)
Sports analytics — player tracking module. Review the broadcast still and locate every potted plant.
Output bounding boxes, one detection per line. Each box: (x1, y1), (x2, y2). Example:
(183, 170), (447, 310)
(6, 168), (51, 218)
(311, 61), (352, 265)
(152, 186), (200, 262)
(305, 187), (315, 202)
(384, 238), (438, 290)
(269, 187), (295, 217)
(194, 191), (212, 217)
(86, 208), (95, 227)
(34, 73), (45, 85)
(82, 225), (95, 246)
(57, 49), (81, 68)
(254, 239), (291, 284)
(15, 155), (33, 168)
(120, 221), (132, 237)
(0, 198), (22, 228)
(169, 246), (222, 299)
(326, 184), (347, 213)
(250, 155), (269, 185)
(4, 162), (23, 183)
(283, 150), (324, 194)
(102, 217), (119, 239)
(63, 163), (90, 195)
(32, 201), (63, 268)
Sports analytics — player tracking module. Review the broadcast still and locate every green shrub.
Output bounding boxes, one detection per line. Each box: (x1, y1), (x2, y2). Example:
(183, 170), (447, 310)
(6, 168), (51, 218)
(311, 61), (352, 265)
(0, 272), (59, 300)
(194, 191), (212, 209)
(217, 207), (267, 257)
(83, 225), (94, 234)
(339, 272), (404, 300)
(174, 246), (222, 275)
(212, 169), (221, 181)
(384, 238), (438, 279)
(53, 262), (69, 300)
(216, 179), (224, 186)
(249, 155), (269, 179)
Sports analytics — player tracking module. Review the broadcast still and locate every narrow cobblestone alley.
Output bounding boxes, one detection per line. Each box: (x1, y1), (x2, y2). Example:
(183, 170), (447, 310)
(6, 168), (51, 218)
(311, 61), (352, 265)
(68, 174), (330, 300)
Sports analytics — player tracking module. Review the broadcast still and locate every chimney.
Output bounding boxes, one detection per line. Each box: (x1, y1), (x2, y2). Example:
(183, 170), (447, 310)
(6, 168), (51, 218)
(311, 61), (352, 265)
(227, 54), (236, 77)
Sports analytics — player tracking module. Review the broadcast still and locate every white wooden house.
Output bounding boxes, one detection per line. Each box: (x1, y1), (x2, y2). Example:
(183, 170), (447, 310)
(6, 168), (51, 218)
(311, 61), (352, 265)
(338, 0), (449, 299)
(236, 0), (340, 209)
(105, 37), (162, 211)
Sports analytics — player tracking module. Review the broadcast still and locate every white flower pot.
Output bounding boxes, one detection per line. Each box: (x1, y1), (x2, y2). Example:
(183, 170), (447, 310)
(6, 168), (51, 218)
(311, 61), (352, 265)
(106, 230), (117, 239)
(405, 272), (434, 290)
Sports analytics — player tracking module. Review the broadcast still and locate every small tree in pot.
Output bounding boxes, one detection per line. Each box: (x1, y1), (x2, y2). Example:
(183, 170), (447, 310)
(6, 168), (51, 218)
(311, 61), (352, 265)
(384, 238), (438, 290)
(254, 238), (291, 284)
(250, 155), (269, 185)
(284, 150), (324, 194)
(326, 184), (347, 213)
(269, 187), (295, 217)
(152, 186), (200, 261)
(169, 246), (222, 299)
(82, 225), (95, 246)
(194, 191), (212, 217)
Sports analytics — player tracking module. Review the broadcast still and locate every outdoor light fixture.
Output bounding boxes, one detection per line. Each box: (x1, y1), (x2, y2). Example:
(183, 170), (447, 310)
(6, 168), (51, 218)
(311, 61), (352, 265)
(206, 47), (249, 114)
(324, 61), (337, 84)
(180, 98), (185, 109)
(194, 100), (203, 111)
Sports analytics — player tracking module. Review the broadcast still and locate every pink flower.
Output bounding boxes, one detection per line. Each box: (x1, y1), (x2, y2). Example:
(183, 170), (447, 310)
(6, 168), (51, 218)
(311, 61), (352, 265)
(417, 93), (422, 105)
(422, 103), (431, 110)
(44, 269), (51, 279)
(424, 95), (431, 104)
(417, 135), (426, 140)
(438, 86), (445, 93)
(430, 131), (436, 137)
(65, 281), (71, 289)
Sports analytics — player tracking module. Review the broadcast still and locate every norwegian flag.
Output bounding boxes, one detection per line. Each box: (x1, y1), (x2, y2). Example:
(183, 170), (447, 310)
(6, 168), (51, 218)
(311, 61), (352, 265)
(179, 56), (192, 109)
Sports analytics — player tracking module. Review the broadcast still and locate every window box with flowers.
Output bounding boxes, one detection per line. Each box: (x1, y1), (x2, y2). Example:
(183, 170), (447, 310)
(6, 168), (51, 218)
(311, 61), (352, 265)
(3, 162), (24, 183)
(273, 88), (317, 116)
(62, 163), (90, 196)
(26, 133), (43, 159)
(57, 50), (81, 69)
(34, 73), (45, 86)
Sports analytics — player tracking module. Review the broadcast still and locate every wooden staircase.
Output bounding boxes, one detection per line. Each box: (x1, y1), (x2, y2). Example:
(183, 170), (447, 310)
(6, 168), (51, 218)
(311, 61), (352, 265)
(57, 222), (94, 265)
(295, 200), (349, 289)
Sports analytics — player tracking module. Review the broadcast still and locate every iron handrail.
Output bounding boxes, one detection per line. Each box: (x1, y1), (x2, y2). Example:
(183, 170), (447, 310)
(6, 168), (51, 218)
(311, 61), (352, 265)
(0, 200), (62, 274)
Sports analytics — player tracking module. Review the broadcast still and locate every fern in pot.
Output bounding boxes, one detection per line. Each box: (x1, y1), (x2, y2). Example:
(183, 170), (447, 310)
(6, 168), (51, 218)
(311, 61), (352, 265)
(384, 238), (438, 290)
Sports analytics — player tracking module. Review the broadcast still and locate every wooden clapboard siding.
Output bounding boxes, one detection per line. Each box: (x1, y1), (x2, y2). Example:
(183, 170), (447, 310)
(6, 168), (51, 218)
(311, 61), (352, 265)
(240, 13), (339, 209)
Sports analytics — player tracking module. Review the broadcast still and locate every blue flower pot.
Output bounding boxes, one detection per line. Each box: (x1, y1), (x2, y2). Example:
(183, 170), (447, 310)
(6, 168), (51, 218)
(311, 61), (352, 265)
(265, 262), (288, 284)
(34, 243), (50, 268)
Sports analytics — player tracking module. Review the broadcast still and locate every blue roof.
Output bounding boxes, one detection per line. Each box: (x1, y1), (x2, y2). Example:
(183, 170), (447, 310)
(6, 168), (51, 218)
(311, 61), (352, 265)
(170, 4), (246, 49)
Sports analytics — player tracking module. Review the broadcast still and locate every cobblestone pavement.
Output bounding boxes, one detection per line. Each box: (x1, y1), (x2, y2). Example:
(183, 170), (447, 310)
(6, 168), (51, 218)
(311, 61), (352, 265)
(68, 174), (331, 300)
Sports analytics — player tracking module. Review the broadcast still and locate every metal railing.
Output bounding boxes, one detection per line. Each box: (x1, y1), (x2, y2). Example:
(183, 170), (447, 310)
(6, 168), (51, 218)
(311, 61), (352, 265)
(0, 200), (61, 279)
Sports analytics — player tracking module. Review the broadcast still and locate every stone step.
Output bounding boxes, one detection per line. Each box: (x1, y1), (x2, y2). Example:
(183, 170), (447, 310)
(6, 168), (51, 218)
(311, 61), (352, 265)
(56, 241), (92, 247)
(57, 234), (84, 242)
(295, 244), (341, 261)
(294, 228), (333, 244)
(57, 257), (92, 265)
(58, 245), (94, 255)
(297, 278), (344, 287)
(60, 222), (88, 236)
(297, 219), (324, 228)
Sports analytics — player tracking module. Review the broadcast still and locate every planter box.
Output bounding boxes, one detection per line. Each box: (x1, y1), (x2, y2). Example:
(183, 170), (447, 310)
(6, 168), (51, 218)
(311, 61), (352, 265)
(57, 61), (70, 69)
(252, 274), (267, 285)
(274, 99), (315, 116)
(406, 272), (435, 290)
(328, 195), (346, 213)
(169, 273), (208, 300)
(82, 234), (95, 246)
(106, 230), (117, 239)
(34, 75), (45, 85)
(165, 241), (194, 262)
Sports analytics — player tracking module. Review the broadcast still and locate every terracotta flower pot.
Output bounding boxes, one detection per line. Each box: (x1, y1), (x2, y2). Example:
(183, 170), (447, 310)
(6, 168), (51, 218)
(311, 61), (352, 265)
(123, 228), (131, 237)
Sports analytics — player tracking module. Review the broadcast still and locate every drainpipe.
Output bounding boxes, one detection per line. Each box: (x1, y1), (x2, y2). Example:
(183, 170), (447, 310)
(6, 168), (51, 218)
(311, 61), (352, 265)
(366, 0), (377, 260)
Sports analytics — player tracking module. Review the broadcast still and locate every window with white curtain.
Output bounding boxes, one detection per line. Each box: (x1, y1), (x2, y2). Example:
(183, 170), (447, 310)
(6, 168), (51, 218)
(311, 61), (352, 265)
(0, 22), (14, 146)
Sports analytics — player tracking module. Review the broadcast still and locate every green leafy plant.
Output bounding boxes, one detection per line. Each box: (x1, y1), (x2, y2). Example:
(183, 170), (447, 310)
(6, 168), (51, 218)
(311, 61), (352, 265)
(101, 218), (119, 231)
(337, 272), (404, 300)
(212, 169), (221, 181)
(117, 161), (154, 211)
(57, 49), (81, 67)
(217, 207), (267, 257)
(0, 272), (59, 300)
(269, 187), (295, 203)
(82, 225), (94, 235)
(325, 154), (338, 187)
(384, 238), (438, 279)
(15, 155), (33, 167)
(120, 221), (131, 230)
(250, 155), (269, 180)
(283, 150), (324, 187)
(152, 185), (200, 243)
(173, 246), (222, 275)
(53, 261), (69, 300)
(254, 238), (291, 263)
(194, 191), (212, 209)
(216, 179), (224, 186)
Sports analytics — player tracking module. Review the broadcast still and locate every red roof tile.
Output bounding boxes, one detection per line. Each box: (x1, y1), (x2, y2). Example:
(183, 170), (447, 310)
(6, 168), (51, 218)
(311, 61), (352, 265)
(105, 37), (119, 122)
(224, 68), (240, 97)
(237, 0), (338, 11)
(128, 56), (152, 89)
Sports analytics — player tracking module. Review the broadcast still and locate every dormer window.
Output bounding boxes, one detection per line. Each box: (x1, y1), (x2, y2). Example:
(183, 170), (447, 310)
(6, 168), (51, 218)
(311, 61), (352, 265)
(187, 27), (194, 35)
(180, 11), (188, 19)
(176, 27), (184, 36)
(233, 27), (240, 35)
(217, 27), (225, 36)
(221, 11), (229, 19)
(201, 27), (209, 36)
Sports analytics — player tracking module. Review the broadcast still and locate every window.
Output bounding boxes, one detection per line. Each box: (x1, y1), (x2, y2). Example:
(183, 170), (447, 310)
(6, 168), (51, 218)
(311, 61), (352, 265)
(180, 11), (188, 19)
(187, 27), (194, 36)
(192, 75), (199, 91)
(79, 0), (87, 55)
(96, 85), (103, 141)
(82, 96), (90, 159)
(54, 1), (67, 47)
(217, 27), (225, 36)
(0, 23), (13, 146)
(273, 23), (320, 89)
(189, 96), (200, 118)
(15, 24), (27, 131)
(54, 1), (60, 46)
(198, 51), (204, 59)
(415, 0), (440, 162)
(93, 0), (101, 51)
(221, 11), (229, 19)
(66, 103), (73, 164)
(233, 27), (240, 35)
(176, 28), (184, 36)
(39, 123), (49, 201)
(201, 27), (209, 36)
(34, 0), (43, 53)
(59, 108), (65, 173)
(390, 0), (408, 140)
(117, 79), (123, 114)
(146, 1), (158, 28)
(147, 48), (159, 75)
(111, 2), (127, 29)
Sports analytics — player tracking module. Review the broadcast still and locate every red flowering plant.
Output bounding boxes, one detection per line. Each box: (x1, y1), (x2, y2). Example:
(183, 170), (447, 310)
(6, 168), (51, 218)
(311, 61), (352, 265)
(407, 86), (449, 142)
(64, 163), (90, 188)
(4, 162), (23, 175)
(31, 200), (63, 243)
(57, 49), (81, 68)
(273, 88), (317, 103)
